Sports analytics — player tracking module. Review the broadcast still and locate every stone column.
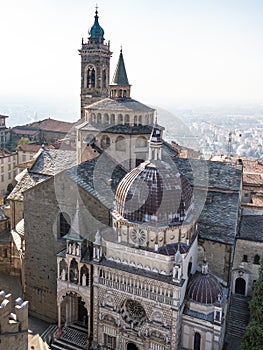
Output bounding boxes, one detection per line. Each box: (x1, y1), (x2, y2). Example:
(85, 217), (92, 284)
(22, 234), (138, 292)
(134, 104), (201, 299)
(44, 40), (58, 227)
(58, 303), (61, 329)
(88, 311), (91, 338)
(65, 300), (69, 326)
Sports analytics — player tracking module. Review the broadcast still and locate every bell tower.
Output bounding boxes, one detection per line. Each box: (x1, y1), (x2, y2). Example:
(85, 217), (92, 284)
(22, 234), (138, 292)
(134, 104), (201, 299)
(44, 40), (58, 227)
(79, 7), (112, 118)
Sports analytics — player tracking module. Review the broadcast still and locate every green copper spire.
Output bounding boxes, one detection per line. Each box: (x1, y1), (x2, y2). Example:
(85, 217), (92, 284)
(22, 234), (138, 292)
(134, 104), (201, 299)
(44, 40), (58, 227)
(111, 49), (130, 86)
(89, 6), (104, 40)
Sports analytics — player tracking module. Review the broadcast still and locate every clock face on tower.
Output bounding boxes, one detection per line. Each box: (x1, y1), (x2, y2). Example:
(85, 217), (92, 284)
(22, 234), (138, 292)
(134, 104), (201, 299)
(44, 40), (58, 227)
(130, 228), (146, 245)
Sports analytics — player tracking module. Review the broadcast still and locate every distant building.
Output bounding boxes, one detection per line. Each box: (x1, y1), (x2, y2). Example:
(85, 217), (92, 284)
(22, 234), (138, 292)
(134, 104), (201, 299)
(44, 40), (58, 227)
(241, 159), (263, 208)
(0, 114), (10, 148)
(16, 144), (42, 174)
(10, 118), (75, 146)
(0, 206), (11, 274)
(27, 118), (75, 143)
(0, 149), (17, 197)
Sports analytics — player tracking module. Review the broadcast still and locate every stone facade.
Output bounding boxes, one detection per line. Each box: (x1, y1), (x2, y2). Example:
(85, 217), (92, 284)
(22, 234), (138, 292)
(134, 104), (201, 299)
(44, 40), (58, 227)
(23, 172), (111, 322)
(0, 291), (28, 350)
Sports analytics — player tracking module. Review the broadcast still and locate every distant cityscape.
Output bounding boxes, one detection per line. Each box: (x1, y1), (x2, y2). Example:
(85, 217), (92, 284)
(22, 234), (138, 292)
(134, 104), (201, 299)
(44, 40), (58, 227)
(1, 100), (263, 160)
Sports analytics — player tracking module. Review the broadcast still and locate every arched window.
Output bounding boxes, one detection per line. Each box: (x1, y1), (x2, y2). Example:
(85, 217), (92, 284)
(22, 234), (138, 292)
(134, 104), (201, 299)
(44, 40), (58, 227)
(135, 136), (147, 148)
(242, 254), (248, 262)
(97, 113), (102, 124)
(104, 113), (109, 124)
(145, 115), (149, 125)
(87, 67), (95, 88)
(118, 114), (123, 124)
(138, 115), (142, 125)
(110, 114), (115, 124)
(134, 116), (138, 125)
(102, 69), (107, 88)
(101, 135), (111, 149)
(116, 136), (126, 152)
(59, 212), (71, 238)
(254, 254), (260, 265)
(90, 113), (96, 123)
(188, 261), (192, 277)
(194, 332), (201, 350)
(125, 114), (130, 125)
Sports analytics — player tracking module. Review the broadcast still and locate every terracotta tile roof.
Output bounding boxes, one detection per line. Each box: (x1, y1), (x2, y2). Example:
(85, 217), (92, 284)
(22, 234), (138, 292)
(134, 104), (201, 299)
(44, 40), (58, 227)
(0, 149), (12, 157)
(12, 127), (39, 136)
(243, 173), (262, 186)
(28, 118), (75, 133)
(251, 195), (263, 207)
(16, 144), (42, 153)
(242, 159), (263, 173)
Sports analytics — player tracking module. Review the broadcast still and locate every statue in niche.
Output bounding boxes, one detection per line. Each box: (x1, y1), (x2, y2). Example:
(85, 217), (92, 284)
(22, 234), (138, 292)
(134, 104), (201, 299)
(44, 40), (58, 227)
(61, 269), (66, 281)
(68, 243), (72, 254)
(72, 243), (76, 255)
(82, 273), (87, 286)
(76, 244), (80, 256)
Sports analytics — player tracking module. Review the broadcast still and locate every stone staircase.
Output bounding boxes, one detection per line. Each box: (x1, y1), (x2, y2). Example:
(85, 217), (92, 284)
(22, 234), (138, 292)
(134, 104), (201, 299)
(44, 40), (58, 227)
(50, 322), (89, 350)
(224, 294), (251, 350)
(41, 324), (58, 346)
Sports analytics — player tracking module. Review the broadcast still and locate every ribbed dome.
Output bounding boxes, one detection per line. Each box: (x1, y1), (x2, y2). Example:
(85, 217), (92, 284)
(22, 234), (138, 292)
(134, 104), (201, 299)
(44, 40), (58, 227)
(115, 160), (193, 227)
(89, 10), (104, 40)
(186, 271), (223, 305)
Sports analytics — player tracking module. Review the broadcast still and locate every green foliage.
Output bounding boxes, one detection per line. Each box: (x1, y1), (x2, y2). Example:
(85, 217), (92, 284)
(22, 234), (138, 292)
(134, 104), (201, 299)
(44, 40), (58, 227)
(16, 137), (30, 145)
(242, 260), (263, 349)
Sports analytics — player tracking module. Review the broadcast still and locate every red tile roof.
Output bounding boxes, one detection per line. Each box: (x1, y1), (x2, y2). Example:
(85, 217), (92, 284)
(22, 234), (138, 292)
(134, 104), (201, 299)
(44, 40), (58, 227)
(16, 144), (42, 153)
(28, 118), (75, 133)
(243, 159), (263, 173)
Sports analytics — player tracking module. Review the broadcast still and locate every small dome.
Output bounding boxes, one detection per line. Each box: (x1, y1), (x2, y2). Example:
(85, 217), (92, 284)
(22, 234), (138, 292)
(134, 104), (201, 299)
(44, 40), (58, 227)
(115, 160), (193, 227)
(89, 10), (104, 40)
(186, 271), (223, 305)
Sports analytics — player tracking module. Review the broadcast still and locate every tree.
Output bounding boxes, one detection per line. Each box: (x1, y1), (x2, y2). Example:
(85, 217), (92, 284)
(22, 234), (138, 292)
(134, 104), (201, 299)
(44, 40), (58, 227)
(242, 259), (263, 350)
(16, 137), (30, 145)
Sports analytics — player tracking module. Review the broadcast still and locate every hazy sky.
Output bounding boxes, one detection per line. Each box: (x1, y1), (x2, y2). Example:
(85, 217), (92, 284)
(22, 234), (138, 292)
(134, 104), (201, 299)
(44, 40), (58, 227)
(1, 0), (263, 117)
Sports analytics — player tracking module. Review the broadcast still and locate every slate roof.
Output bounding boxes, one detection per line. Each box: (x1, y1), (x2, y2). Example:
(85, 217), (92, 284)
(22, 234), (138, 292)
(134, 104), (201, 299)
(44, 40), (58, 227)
(64, 152), (241, 245)
(30, 148), (76, 176)
(8, 170), (49, 201)
(196, 190), (240, 244)
(65, 153), (126, 209)
(9, 149), (76, 201)
(111, 50), (130, 86)
(85, 97), (154, 113)
(239, 215), (263, 242)
(171, 158), (242, 191)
